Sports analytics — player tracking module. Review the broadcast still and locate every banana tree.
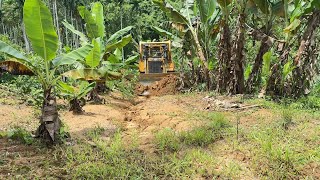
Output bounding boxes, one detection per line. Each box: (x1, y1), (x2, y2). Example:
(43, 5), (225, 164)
(61, 2), (133, 102)
(266, 0), (320, 97)
(58, 81), (95, 114)
(216, 0), (232, 93)
(245, 0), (285, 93)
(0, 0), (93, 143)
(290, 1), (320, 98)
(153, 0), (220, 89)
(227, 0), (248, 94)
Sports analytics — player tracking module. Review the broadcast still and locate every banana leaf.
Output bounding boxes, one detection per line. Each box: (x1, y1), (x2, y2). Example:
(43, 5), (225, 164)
(0, 41), (29, 61)
(53, 44), (93, 66)
(106, 26), (133, 44)
(58, 81), (76, 95)
(23, 0), (58, 61)
(105, 35), (132, 53)
(152, 26), (175, 39)
(91, 2), (105, 38)
(63, 21), (88, 45)
(196, 0), (216, 23)
(85, 38), (101, 68)
(63, 68), (102, 81)
(0, 40), (35, 75)
(0, 59), (34, 75)
(153, 0), (189, 25)
(78, 6), (99, 39)
(77, 81), (96, 99)
(284, 19), (301, 33)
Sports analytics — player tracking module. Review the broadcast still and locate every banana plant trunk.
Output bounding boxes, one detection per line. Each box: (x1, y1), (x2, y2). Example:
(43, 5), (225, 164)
(36, 88), (61, 143)
(88, 82), (104, 104)
(192, 31), (210, 89)
(291, 10), (320, 98)
(217, 20), (232, 93)
(246, 38), (272, 93)
(70, 99), (84, 114)
(228, 13), (246, 94)
(266, 48), (290, 97)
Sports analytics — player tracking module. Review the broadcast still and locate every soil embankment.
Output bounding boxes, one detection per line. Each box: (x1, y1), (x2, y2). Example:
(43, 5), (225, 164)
(135, 74), (180, 96)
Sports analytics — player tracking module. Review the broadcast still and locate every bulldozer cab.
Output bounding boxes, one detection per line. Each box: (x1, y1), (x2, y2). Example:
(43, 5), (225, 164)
(139, 41), (174, 74)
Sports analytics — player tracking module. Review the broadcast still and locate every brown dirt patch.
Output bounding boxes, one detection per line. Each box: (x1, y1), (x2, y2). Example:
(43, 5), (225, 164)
(237, 108), (277, 128)
(135, 74), (180, 96)
(61, 103), (124, 137)
(0, 105), (35, 131)
(301, 162), (320, 179)
(122, 94), (206, 153)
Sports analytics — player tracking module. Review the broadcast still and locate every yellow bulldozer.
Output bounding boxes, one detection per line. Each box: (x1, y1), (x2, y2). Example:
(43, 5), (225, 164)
(138, 41), (176, 83)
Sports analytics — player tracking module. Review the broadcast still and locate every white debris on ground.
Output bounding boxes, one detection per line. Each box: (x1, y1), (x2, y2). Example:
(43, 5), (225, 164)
(203, 96), (260, 111)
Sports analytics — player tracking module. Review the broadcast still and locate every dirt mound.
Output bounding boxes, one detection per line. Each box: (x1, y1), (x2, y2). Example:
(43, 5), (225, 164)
(135, 74), (180, 96)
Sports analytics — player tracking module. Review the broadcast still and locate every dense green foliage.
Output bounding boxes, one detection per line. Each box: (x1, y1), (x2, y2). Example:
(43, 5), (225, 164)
(1, 0), (319, 99)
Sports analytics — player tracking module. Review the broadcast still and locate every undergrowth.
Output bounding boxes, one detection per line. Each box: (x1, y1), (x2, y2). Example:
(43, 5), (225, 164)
(0, 73), (43, 106)
(0, 127), (34, 145)
(65, 131), (219, 179)
(1, 95), (319, 179)
(244, 109), (320, 179)
(155, 112), (231, 151)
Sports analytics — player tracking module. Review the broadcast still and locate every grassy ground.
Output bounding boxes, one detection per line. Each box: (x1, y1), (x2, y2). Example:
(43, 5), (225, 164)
(0, 91), (319, 179)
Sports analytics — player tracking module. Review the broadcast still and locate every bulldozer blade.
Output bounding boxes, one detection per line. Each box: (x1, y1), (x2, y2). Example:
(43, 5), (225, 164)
(139, 72), (178, 86)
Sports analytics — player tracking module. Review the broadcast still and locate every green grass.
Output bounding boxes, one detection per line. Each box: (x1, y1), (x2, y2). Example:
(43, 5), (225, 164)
(154, 128), (181, 152)
(1, 127), (34, 145)
(180, 115), (230, 146)
(278, 108), (294, 130)
(65, 131), (213, 179)
(245, 117), (320, 179)
(1, 96), (319, 179)
(155, 113), (231, 151)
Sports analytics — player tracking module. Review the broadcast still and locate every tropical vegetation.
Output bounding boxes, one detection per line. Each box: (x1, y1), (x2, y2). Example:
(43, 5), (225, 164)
(0, 0), (319, 178)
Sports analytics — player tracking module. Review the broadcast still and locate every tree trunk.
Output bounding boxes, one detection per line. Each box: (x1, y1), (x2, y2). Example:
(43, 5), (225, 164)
(246, 39), (271, 93)
(36, 88), (62, 144)
(88, 83), (104, 104)
(22, 22), (30, 52)
(69, 99), (84, 114)
(266, 48), (290, 97)
(53, 0), (62, 53)
(64, 7), (69, 46)
(191, 30), (210, 89)
(291, 10), (320, 98)
(228, 13), (246, 94)
(217, 20), (232, 93)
